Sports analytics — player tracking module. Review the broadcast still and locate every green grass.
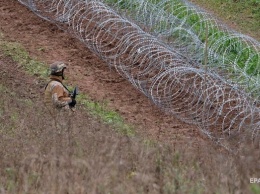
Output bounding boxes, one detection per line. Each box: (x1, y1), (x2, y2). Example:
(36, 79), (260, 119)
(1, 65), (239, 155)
(0, 32), (135, 137)
(104, 0), (260, 95)
(4, 168), (17, 192)
(191, 0), (260, 40)
(78, 94), (135, 136)
(251, 184), (260, 194)
(0, 34), (48, 78)
(150, 0), (259, 77)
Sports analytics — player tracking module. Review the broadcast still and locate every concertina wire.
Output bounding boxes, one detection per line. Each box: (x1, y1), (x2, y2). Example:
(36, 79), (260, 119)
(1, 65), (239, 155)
(17, 0), (260, 151)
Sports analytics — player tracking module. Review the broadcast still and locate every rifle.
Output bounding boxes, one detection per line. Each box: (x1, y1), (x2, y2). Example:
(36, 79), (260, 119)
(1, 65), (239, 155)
(71, 86), (79, 99)
(69, 86), (79, 110)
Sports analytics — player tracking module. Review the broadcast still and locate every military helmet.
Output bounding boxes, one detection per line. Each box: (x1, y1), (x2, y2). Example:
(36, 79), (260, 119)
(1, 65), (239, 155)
(50, 61), (67, 75)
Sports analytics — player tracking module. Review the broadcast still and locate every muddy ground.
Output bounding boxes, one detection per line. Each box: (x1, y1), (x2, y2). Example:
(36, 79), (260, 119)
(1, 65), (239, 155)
(0, 0), (209, 146)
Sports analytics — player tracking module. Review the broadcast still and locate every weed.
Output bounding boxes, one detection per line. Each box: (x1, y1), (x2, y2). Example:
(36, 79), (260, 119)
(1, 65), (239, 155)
(4, 168), (17, 193)
(191, 0), (260, 40)
(78, 94), (135, 136)
(251, 184), (260, 194)
(0, 35), (48, 78)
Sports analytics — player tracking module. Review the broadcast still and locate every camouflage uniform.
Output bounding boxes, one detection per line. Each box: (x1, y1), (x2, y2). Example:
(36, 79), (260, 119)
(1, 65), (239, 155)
(44, 62), (76, 132)
(44, 75), (72, 111)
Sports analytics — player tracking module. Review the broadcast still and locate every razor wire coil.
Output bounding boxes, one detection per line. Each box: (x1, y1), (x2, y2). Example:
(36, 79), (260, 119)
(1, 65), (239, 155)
(17, 0), (260, 150)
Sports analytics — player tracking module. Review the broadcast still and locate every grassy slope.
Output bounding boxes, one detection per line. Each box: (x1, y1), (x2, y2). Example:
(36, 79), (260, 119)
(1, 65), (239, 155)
(1, 29), (259, 194)
(0, 32), (206, 193)
(0, 1), (260, 194)
(190, 0), (260, 40)
(0, 32), (135, 137)
(0, 50), (204, 193)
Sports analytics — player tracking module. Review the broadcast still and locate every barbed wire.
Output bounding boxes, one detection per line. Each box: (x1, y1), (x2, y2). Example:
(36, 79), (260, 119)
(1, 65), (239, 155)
(107, 0), (260, 98)
(17, 0), (259, 151)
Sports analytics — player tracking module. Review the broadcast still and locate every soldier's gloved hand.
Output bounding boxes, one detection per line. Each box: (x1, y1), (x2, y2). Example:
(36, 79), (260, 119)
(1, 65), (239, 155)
(69, 98), (76, 107)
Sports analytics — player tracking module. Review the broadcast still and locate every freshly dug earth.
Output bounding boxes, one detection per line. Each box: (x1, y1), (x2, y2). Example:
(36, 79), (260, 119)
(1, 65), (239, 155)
(0, 0), (206, 145)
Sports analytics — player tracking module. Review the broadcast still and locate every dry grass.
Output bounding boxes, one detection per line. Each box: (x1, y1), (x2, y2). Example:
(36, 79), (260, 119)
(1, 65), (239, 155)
(0, 55), (259, 194)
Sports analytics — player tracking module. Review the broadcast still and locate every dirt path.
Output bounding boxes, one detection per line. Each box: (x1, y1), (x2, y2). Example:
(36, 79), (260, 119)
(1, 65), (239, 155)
(0, 0), (206, 145)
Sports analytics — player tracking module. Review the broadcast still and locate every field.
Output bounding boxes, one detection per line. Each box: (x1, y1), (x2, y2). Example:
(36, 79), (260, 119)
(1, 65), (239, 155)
(191, 0), (260, 41)
(0, 0), (259, 193)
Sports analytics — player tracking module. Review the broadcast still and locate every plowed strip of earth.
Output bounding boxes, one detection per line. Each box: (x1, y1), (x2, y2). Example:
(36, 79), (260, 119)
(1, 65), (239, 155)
(0, 0), (207, 146)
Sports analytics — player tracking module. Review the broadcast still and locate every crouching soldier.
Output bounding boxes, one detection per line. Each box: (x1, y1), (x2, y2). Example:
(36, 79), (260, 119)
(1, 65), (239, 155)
(44, 61), (76, 114)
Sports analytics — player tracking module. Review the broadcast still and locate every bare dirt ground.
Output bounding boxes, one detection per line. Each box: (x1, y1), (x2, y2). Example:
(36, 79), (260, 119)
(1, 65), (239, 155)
(0, 0), (208, 146)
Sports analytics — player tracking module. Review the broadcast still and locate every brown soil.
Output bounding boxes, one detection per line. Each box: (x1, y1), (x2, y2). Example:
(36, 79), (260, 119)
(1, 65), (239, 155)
(0, 0), (207, 146)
